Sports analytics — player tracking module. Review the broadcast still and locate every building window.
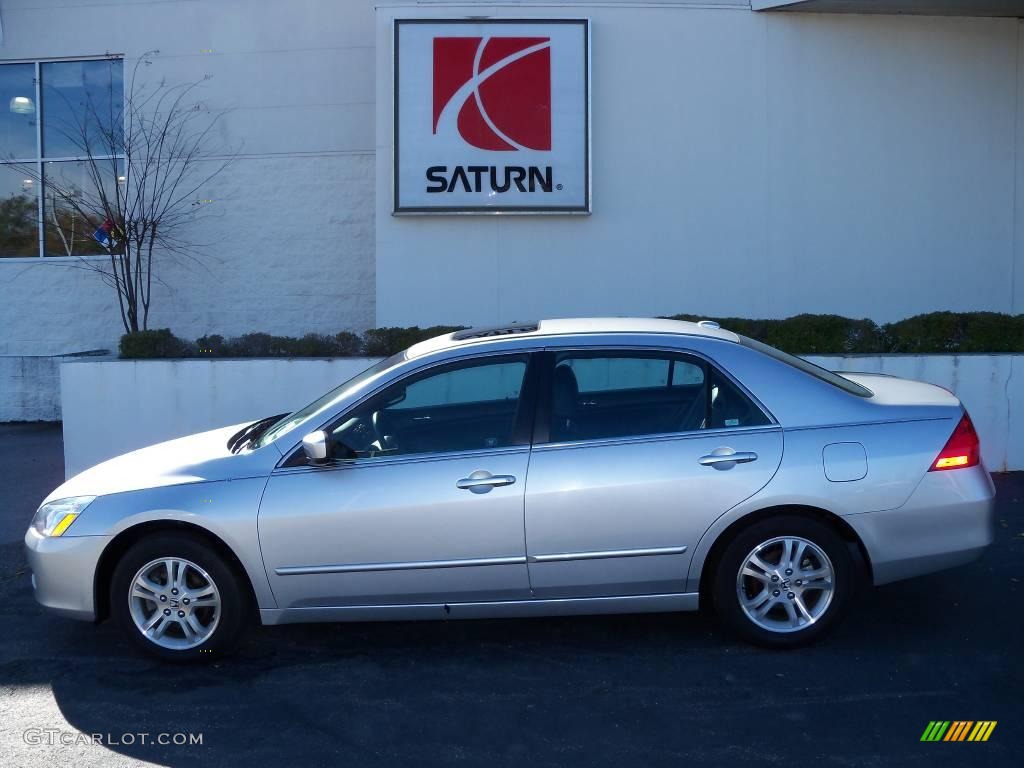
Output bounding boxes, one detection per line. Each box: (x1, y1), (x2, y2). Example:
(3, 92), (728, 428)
(0, 57), (124, 259)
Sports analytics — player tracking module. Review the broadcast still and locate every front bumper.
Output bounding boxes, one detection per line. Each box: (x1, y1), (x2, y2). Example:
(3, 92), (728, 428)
(845, 465), (996, 585)
(24, 528), (109, 621)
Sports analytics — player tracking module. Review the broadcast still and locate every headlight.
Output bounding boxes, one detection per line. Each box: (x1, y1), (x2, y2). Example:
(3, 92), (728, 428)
(31, 496), (95, 537)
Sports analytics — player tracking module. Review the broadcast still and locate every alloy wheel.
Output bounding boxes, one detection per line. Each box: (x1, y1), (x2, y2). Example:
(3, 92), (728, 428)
(735, 536), (835, 633)
(128, 557), (222, 650)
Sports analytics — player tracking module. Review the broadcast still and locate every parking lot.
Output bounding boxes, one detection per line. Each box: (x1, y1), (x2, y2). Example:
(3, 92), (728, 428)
(1, 421), (1021, 767)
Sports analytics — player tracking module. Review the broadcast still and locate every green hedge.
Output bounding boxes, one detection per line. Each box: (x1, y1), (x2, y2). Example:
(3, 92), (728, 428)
(666, 313), (888, 354)
(119, 312), (1024, 359)
(120, 326), (466, 359)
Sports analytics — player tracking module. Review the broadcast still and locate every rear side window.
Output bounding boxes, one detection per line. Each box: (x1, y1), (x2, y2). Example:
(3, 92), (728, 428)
(709, 368), (772, 429)
(559, 355), (700, 393)
(545, 351), (770, 444)
(738, 336), (873, 398)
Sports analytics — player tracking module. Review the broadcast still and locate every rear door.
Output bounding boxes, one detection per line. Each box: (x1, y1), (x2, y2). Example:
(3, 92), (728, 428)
(524, 349), (783, 598)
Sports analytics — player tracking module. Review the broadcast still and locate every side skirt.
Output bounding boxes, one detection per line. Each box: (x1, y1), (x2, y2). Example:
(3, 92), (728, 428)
(260, 592), (700, 626)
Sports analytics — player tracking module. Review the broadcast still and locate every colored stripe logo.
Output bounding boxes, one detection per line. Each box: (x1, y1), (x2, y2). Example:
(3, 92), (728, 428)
(921, 721), (997, 742)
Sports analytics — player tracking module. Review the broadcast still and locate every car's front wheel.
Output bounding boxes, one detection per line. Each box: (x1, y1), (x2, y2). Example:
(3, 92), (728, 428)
(110, 533), (249, 661)
(712, 515), (855, 648)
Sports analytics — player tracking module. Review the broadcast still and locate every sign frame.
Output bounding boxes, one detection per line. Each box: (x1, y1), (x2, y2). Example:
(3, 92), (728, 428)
(392, 17), (591, 216)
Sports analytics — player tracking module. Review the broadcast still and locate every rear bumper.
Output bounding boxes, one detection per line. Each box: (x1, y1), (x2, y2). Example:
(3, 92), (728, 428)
(24, 528), (108, 621)
(845, 465), (995, 585)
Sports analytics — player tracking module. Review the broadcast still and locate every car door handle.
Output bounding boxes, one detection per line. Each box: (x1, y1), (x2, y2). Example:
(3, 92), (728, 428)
(699, 450), (758, 467)
(456, 471), (517, 493)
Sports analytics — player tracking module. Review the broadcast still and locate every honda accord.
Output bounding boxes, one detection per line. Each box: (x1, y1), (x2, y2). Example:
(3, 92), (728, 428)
(25, 318), (995, 659)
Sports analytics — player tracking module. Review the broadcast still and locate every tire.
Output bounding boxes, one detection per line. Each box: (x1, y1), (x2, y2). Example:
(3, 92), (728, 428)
(110, 533), (250, 661)
(712, 515), (855, 649)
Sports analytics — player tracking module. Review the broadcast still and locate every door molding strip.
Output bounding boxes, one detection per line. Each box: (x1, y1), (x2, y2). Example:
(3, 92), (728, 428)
(277, 546), (688, 576)
(276, 555), (527, 576)
(527, 545), (687, 564)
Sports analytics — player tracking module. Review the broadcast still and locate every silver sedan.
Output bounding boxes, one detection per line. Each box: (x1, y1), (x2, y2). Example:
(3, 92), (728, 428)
(25, 319), (995, 660)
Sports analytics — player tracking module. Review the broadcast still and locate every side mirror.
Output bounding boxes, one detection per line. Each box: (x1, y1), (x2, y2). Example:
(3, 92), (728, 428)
(301, 430), (331, 463)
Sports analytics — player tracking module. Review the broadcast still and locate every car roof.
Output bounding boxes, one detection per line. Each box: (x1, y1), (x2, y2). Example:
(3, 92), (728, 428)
(406, 317), (740, 359)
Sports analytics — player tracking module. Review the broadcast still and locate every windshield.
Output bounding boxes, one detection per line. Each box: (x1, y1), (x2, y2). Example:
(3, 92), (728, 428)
(738, 336), (873, 398)
(253, 353), (405, 448)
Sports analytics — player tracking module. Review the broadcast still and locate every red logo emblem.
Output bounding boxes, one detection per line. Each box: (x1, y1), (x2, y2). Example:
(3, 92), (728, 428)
(432, 36), (551, 151)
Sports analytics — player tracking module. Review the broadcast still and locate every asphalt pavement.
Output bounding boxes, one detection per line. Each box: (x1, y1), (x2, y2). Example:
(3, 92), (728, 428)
(0, 422), (1021, 767)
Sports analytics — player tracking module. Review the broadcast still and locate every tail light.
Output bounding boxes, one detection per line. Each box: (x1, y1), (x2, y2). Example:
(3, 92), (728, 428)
(930, 412), (980, 471)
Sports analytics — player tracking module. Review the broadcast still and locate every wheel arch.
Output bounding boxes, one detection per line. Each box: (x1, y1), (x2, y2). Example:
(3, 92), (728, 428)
(93, 519), (260, 624)
(695, 504), (873, 610)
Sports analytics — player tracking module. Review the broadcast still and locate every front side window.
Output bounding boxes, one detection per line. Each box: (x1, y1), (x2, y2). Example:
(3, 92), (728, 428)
(547, 351), (770, 443)
(0, 57), (124, 259)
(329, 355), (530, 459)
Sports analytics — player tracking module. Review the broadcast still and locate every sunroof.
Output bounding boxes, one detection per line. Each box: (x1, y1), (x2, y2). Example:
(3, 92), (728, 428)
(450, 322), (539, 341)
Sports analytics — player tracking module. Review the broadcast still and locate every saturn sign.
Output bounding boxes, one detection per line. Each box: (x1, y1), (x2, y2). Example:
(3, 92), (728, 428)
(393, 19), (590, 214)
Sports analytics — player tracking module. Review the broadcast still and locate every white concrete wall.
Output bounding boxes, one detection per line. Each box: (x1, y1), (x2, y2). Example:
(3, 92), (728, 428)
(0, 355), (61, 421)
(0, 0), (377, 358)
(376, 5), (1024, 326)
(60, 357), (382, 478)
(61, 354), (1022, 479)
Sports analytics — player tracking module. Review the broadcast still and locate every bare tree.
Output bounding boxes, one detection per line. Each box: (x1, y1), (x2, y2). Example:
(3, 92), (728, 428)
(7, 52), (236, 333)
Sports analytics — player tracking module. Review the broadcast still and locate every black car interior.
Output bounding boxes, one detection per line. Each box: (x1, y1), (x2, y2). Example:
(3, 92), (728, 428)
(550, 360), (709, 443)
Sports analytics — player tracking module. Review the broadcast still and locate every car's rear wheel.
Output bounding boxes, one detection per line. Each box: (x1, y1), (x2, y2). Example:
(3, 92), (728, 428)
(110, 533), (249, 661)
(712, 515), (854, 648)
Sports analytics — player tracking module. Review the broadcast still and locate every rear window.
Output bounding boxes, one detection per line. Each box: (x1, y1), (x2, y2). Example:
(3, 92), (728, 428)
(738, 336), (873, 398)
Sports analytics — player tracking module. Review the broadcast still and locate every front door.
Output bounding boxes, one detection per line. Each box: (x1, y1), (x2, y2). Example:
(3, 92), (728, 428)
(259, 353), (537, 609)
(524, 349), (783, 598)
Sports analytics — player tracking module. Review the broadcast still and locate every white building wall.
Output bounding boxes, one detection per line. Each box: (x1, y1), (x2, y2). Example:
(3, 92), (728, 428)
(376, 4), (1024, 326)
(0, 0), (378, 358)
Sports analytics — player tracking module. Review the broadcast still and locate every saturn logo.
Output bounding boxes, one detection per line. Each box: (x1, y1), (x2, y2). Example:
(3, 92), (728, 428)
(432, 36), (552, 151)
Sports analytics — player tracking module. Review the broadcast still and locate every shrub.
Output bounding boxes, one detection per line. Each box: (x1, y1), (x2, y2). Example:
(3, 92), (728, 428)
(331, 331), (364, 357)
(768, 314), (886, 354)
(119, 328), (191, 359)
(361, 325), (466, 357)
(883, 311), (1024, 354)
(195, 334), (226, 356)
(285, 332), (363, 357)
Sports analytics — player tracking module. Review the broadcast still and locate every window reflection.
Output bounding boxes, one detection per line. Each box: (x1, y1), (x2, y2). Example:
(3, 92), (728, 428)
(0, 64), (37, 160)
(43, 159), (124, 257)
(41, 59), (123, 159)
(0, 164), (39, 257)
